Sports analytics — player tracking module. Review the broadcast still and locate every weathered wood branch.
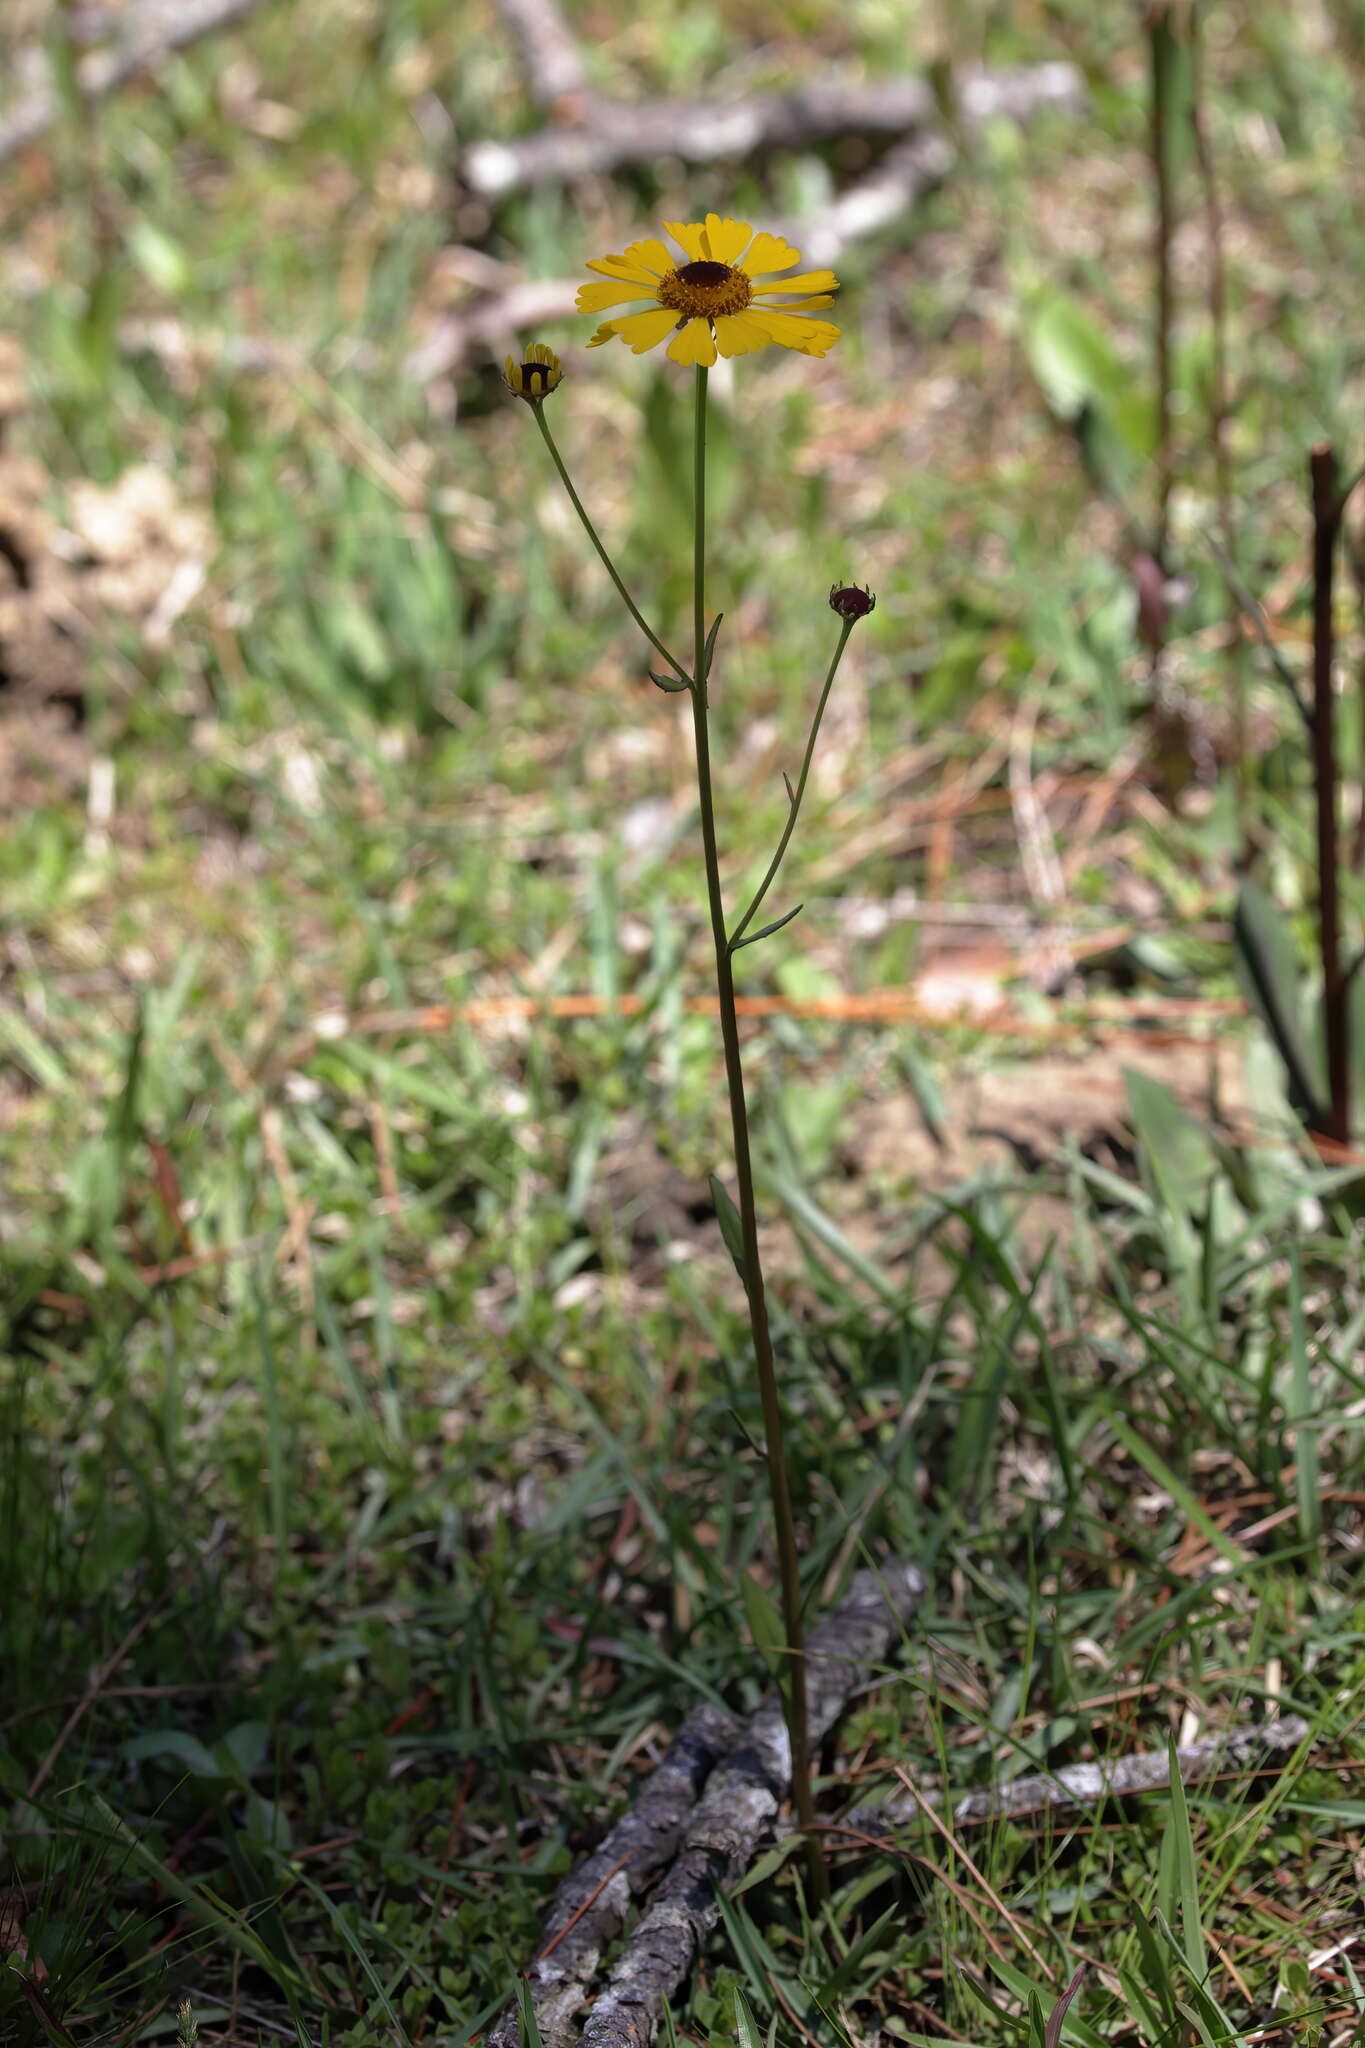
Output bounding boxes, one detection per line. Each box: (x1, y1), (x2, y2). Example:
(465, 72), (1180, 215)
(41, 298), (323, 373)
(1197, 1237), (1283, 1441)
(840, 1714), (1311, 1838)
(486, 1702), (744, 2048)
(411, 63), (1082, 383)
(576, 1563), (922, 2048)
(489, 0), (589, 114)
(463, 61), (1082, 196)
(405, 278), (581, 387)
(0, 0), (268, 166)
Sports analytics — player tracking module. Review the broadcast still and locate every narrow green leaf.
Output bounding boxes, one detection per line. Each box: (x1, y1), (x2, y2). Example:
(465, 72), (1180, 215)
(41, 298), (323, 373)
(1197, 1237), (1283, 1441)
(1105, 1414), (1245, 1567)
(740, 1566), (787, 1683)
(733, 903), (803, 951)
(702, 611), (723, 680)
(514, 1980), (544, 2048)
(733, 1986), (763, 2048)
(1164, 1747), (1208, 1980)
(1289, 1241), (1322, 1549)
(708, 1172), (749, 1282)
(649, 667), (691, 692)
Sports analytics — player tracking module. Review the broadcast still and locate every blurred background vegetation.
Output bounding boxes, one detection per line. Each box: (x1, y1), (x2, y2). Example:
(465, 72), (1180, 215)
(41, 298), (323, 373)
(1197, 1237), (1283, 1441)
(5, 1), (1365, 2043)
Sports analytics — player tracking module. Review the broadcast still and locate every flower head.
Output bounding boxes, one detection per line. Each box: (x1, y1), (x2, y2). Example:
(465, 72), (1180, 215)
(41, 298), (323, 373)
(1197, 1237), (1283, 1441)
(828, 582), (876, 621)
(577, 215), (840, 368)
(503, 342), (563, 404)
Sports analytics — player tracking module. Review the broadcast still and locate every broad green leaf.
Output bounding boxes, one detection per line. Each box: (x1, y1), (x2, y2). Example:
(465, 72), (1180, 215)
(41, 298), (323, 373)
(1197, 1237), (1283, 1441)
(123, 1730), (228, 1780)
(1123, 1067), (1216, 1222)
(1024, 293), (1132, 421)
(1233, 879), (1324, 1120)
(129, 221), (192, 296)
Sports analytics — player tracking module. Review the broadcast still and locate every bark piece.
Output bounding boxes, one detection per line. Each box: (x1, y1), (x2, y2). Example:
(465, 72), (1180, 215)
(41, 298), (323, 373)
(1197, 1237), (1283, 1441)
(487, 1702), (744, 2048)
(577, 1562), (923, 2048)
(842, 1714), (1311, 1837)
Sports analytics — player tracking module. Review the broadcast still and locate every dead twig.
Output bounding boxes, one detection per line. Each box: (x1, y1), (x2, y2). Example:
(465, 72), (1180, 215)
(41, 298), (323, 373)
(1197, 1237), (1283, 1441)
(462, 63), (1081, 196)
(413, 63), (1081, 383)
(0, 0), (268, 166)
(489, 0), (588, 113)
(576, 1563), (922, 2048)
(485, 1704), (743, 2048)
(840, 1714), (1310, 1837)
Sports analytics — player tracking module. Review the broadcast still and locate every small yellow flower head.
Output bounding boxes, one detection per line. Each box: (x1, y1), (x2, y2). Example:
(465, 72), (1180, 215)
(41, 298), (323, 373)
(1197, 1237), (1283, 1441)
(828, 582), (876, 621)
(577, 215), (840, 367)
(503, 342), (563, 405)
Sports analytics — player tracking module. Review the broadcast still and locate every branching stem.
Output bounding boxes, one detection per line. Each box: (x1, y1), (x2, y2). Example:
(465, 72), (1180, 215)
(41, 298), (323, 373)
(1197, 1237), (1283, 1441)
(730, 618), (855, 950)
(684, 364), (825, 1901)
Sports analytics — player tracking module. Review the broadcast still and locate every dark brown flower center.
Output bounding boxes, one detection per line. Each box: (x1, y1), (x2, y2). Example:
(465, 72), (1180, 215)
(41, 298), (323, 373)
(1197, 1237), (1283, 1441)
(657, 259), (753, 321)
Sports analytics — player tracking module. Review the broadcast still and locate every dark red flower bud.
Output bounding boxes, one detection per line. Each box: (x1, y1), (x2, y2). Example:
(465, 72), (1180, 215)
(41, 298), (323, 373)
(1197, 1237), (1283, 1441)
(828, 582), (876, 621)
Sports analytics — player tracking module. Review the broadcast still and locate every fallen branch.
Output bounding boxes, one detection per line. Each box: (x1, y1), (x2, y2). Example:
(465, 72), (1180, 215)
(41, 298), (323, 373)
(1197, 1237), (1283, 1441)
(577, 1563), (922, 2048)
(405, 279), (581, 387)
(489, 0), (588, 114)
(486, 1703), (743, 2048)
(0, 0), (268, 167)
(840, 1714), (1311, 1838)
(462, 62), (1081, 195)
(413, 63), (1081, 381)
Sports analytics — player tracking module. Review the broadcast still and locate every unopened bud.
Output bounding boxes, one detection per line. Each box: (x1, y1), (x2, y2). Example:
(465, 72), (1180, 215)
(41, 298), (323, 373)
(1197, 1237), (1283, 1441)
(828, 582), (876, 621)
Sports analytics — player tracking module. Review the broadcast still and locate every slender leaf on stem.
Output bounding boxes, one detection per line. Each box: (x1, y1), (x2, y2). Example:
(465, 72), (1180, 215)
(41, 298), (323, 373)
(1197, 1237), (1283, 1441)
(708, 1172), (749, 1284)
(732, 903), (804, 950)
(702, 611), (723, 686)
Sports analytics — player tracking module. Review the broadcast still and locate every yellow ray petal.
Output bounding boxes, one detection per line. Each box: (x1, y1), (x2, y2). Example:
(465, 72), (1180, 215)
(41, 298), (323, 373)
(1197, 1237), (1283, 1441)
(740, 232), (803, 277)
(756, 294), (834, 311)
(576, 279), (657, 313)
(607, 306), (680, 353)
(586, 254), (658, 284)
(666, 316), (717, 367)
(662, 219), (707, 262)
(713, 312), (774, 358)
(586, 323), (619, 348)
(752, 270), (839, 298)
(701, 213), (753, 264)
(740, 309), (841, 356)
(620, 237), (674, 276)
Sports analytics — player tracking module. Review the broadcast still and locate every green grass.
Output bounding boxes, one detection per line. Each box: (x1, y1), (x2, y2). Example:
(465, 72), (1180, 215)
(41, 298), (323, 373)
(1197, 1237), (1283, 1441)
(6, 0), (1365, 2042)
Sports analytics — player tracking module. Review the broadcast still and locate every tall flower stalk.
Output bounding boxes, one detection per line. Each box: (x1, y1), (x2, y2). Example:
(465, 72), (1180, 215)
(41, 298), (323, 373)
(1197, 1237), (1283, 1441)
(503, 215), (873, 1897)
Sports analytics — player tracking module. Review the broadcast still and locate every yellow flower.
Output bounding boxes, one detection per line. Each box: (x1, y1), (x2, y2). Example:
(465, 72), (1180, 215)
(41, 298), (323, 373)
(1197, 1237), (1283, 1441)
(576, 215), (840, 368)
(503, 342), (563, 404)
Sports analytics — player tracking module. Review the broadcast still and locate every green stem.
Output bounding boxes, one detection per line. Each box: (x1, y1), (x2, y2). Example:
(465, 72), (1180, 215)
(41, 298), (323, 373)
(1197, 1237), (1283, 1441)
(533, 406), (690, 683)
(729, 617), (855, 950)
(685, 364), (826, 1900)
